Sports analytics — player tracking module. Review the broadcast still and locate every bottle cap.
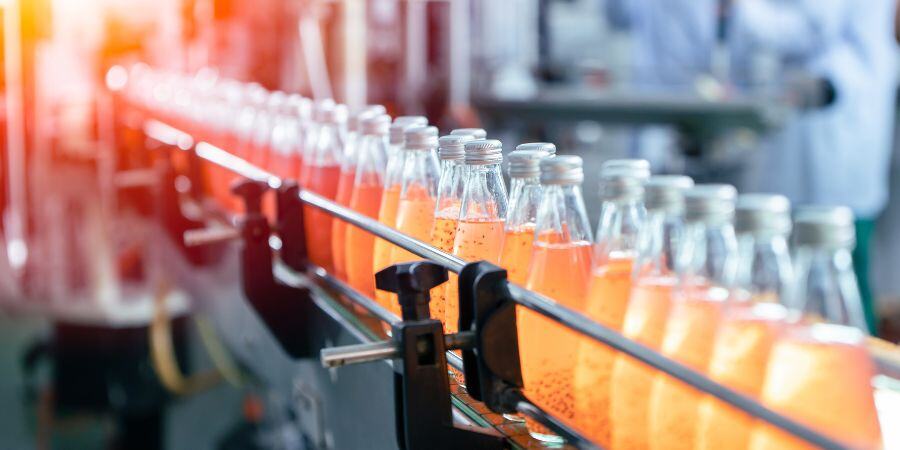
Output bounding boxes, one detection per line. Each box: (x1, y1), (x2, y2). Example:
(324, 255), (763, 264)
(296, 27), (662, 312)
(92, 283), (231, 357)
(735, 194), (792, 236)
(404, 125), (439, 150)
(438, 134), (474, 161)
(390, 116), (428, 145)
(508, 149), (550, 178)
(684, 184), (737, 223)
(349, 105), (387, 132)
(451, 128), (487, 139)
(644, 175), (694, 213)
(540, 155), (584, 185)
(600, 159), (651, 180)
(463, 139), (503, 164)
(515, 142), (557, 156)
(793, 206), (856, 249)
(313, 98), (337, 121)
(599, 168), (645, 201)
(361, 114), (391, 135)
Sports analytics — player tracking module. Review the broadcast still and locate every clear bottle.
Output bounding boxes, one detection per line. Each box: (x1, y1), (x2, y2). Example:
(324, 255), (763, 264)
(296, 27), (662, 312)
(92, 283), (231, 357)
(332, 105), (387, 280)
(609, 175), (694, 450)
(298, 99), (336, 178)
(574, 169), (647, 446)
(345, 114), (392, 298)
(386, 126), (442, 318)
(292, 97), (313, 179)
(429, 134), (475, 328)
(300, 103), (347, 272)
(697, 194), (794, 450)
(499, 149), (550, 286)
(515, 142), (557, 157)
(372, 117), (428, 311)
(649, 184), (738, 450)
(520, 155), (594, 443)
(443, 139), (509, 335)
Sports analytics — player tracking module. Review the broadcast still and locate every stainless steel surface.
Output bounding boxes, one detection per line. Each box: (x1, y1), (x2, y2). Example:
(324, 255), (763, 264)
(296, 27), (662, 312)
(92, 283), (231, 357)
(321, 340), (398, 368)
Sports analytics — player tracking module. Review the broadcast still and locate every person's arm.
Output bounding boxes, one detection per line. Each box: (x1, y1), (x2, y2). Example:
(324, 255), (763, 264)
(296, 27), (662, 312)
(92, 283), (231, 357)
(732, 0), (849, 57)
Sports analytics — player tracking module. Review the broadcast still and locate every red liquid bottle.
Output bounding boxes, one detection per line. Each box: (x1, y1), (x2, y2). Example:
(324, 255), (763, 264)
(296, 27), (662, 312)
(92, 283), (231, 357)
(300, 102), (347, 272)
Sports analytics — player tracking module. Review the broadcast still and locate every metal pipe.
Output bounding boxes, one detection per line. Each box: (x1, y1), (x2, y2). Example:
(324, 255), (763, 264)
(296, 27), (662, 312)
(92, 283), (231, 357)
(312, 266), (400, 326)
(506, 284), (851, 450)
(511, 391), (600, 450)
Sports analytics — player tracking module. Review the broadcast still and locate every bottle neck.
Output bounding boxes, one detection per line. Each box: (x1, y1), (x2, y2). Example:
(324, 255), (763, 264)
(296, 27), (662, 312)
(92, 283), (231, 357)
(677, 219), (738, 295)
(595, 197), (645, 265)
(634, 209), (683, 280)
(535, 184), (592, 244)
(734, 232), (793, 304)
(506, 176), (542, 230)
(792, 244), (868, 333)
(310, 122), (344, 167)
(354, 134), (389, 185)
(435, 159), (466, 216)
(459, 163), (508, 221)
(399, 147), (441, 199)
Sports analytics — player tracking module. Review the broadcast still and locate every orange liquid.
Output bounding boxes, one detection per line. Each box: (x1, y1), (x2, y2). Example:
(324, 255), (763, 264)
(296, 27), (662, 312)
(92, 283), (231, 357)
(749, 327), (882, 450)
(443, 219), (506, 334)
(609, 278), (676, 450)
(330, 169), (356, 280)
(372, 186), (401, 311)
(499, 226), (535, 286)
(520, 239), (593, 435)
(387, 193), (437, 318)
(429, 213), (459, 328)
(301, 165), (341, 271)
(648, 292), (726, 450)
(573, 258), (634, 445)
(696, 303), (786, 450)
(345, 183), (384, 298)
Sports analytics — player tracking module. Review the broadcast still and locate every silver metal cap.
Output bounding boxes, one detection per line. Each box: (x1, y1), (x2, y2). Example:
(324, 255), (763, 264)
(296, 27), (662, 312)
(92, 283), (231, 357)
(684, 184), (737, 223)
(313, 99), (337, 121)
(793, 206), (856, 249)
(508, 149), (550, 178)
(540, 155), (583, 185)
(463, 139), (503, 164)
(600, 159), (651, 180)
(451, 128), (487, 139)
(403, 125), (439, 150)
(349, 105), (387, 131)
(390, 116), (428, 144)
(644, 175), (694, 213)
(438, 134), (474, 161)
(599, 168), (645, 201)
(361, 114), (391, 135)
(515, 142), (557, 156)
(735, 194), (792, 236)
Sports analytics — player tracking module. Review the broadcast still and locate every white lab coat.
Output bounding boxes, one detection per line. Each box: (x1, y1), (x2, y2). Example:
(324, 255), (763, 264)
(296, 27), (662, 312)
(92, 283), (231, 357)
(608, 0), (898, 218)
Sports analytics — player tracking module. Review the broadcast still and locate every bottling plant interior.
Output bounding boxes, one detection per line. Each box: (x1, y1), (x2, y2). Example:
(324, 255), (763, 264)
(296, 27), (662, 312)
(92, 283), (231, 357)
(1, 0), (900, 449)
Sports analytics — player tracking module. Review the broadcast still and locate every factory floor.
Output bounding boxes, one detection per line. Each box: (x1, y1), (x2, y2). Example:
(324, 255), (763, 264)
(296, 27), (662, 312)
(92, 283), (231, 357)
(0, 314), (244, 450)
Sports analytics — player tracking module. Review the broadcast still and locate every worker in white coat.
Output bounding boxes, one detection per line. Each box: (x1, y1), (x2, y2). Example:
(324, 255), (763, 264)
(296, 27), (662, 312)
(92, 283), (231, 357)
(606, 0), (899, 333)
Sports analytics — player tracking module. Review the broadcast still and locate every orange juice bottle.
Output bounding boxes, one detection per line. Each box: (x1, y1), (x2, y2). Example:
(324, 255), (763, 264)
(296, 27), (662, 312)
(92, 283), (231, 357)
(499, 148), (551, 285)
(751, 324), (882, 450)
(300, 102), (346, 272)
(429, 133), (475, 327)
(574, 166), (648, 446)
(331, 106), (387, 280)
(372, 116), (428, 311)
(345, 114), (391, 298)
(520, 155), (594, 443)
(387, 126), (442, 317)
(608, 175), (693, 450)
(648, 184), (738, 450)
(268, 114), (301, 179)
(297, 99), (335, 183)
(696, 194), (794, 450)
(443, 139), (509, 334)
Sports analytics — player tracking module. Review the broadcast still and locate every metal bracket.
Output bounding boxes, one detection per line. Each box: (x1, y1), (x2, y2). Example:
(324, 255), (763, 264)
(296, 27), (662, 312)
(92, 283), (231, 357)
(458, 261), (524, 414)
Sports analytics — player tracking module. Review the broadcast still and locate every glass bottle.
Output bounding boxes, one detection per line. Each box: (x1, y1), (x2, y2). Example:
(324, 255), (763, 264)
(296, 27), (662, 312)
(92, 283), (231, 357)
(429, 133), (475, 327)
(345, 114), (392, 298)
(332, 105), (387, 280)
(696, 194), (794, 450)
(499, 149), (550, 286)
(574, 169), (647, 445)
(300, 102), (346, 272)
(609, 175), (694, 450)
(443, 139), (509, 335)
(649, 184), (738, 450)
(292, 97), (313, 179)
(385, 126), (442, 318)
(372, 116), (428, 310)
(515, 142), (557, 157)
(520, 155), (594, 443)
(298, 99), (335, 179)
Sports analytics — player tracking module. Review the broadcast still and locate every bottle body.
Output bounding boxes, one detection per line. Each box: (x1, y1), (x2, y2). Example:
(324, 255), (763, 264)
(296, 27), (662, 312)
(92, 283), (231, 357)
(345, 130), (389, 297)
(301, 114), (345, 272)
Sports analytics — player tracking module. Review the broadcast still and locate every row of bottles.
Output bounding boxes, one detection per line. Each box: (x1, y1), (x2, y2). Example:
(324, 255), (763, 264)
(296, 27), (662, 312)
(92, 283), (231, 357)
(119, 66), (884, 450)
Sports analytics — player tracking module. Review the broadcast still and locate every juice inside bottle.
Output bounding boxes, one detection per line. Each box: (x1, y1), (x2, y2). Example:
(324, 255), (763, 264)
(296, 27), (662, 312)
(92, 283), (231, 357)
(430, 212), (459, 325)
(499, 148), (548, 286)
(500, 226), (535, 285)
(749, 324), (882, 450)
(519, 156), (594, 442)
(345, 114), (391, 298)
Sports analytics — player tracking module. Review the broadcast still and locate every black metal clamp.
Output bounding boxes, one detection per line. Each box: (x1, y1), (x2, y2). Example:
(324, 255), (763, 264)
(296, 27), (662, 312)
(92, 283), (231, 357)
(321, 261), (507, 450)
